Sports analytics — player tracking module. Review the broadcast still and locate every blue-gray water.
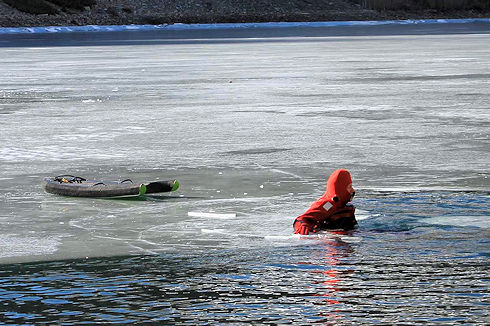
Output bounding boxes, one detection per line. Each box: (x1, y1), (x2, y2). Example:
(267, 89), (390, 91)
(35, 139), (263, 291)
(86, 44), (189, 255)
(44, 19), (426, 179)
(0, 23), (489, 324)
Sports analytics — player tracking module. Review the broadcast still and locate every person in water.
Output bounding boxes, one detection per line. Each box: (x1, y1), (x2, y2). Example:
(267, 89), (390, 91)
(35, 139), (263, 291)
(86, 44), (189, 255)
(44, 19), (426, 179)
(294, 169), (357, 234)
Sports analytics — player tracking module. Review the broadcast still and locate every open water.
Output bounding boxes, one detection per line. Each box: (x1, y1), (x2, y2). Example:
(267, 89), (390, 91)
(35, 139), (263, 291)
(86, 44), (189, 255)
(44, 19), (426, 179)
(0, 23), (489, 324)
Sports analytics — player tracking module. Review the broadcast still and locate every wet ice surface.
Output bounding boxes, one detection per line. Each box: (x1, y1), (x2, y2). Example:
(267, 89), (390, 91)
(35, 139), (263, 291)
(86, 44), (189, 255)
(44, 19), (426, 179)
(0, 28), (489, 323)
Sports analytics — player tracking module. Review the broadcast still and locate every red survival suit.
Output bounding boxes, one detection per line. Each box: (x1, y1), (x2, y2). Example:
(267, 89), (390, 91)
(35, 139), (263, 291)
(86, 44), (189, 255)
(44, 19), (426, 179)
(294, 169), (357, 234)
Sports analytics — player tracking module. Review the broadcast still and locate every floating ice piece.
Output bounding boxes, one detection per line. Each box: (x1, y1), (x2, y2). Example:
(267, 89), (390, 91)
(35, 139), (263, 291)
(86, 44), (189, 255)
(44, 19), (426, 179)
(423, 215), (489, 228)
(188, 212), (237, 219)
(264, 235), (297, 240)
(354, 209), (371, 221)
(201, 228), (226, 234)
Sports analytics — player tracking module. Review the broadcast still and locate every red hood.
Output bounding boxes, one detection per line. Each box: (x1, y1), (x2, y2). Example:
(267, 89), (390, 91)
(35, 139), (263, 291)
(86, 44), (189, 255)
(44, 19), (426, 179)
(322, 169), (354, 207)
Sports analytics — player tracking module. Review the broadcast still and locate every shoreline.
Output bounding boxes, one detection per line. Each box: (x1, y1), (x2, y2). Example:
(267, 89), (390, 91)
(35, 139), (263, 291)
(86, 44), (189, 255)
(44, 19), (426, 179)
(1, 0), (489, 29)
(2, 17), (490, 35)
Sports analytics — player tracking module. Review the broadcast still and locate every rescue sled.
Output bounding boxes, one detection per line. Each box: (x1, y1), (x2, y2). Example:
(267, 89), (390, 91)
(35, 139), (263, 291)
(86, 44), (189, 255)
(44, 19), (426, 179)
(43, 175), (179, 198)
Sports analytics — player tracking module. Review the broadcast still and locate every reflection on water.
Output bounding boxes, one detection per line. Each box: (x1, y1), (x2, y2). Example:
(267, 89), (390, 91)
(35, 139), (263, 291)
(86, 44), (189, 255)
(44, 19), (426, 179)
(301, 235), (355, 322)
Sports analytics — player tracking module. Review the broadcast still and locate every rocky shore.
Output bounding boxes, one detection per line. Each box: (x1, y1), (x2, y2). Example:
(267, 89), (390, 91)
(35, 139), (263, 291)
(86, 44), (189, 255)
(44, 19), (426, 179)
(0, 0), (489, 28)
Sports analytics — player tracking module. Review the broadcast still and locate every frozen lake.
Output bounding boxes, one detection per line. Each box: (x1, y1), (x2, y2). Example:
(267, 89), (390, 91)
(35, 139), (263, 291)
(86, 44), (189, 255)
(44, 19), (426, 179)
(0, 22), (489, 324)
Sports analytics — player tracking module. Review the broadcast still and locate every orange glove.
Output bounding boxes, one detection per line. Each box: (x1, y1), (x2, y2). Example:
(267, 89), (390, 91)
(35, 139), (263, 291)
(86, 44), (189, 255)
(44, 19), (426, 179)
(294, 218), (317, 235)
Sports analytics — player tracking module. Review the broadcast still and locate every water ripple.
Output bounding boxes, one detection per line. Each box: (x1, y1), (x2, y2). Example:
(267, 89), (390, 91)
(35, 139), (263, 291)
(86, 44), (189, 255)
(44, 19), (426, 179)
(0, 234), (488, 324)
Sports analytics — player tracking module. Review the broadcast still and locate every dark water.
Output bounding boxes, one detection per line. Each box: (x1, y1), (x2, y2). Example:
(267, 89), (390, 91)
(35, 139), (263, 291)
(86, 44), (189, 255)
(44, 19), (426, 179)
(1, 24), (489, 324)
(1, 236), (488, 324)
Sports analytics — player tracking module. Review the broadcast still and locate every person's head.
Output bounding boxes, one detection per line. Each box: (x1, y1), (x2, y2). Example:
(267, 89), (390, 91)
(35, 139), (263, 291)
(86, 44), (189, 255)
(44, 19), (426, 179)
(324, 169), (355, 207)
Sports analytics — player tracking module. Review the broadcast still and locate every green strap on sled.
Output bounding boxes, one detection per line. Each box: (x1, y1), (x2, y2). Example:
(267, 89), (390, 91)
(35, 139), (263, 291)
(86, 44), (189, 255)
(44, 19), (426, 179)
(139, 184), (147, 196)
(171, 180), (180, 192)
